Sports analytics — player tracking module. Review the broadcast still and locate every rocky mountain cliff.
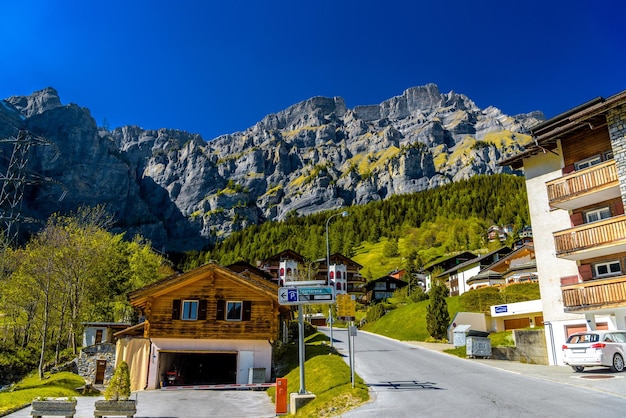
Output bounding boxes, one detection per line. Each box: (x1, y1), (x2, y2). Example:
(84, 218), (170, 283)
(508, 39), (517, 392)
(0, 85), (543, 252)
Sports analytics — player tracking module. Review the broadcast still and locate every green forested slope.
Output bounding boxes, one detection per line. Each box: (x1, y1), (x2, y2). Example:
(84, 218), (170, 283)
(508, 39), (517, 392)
(188, 174), (529, 271)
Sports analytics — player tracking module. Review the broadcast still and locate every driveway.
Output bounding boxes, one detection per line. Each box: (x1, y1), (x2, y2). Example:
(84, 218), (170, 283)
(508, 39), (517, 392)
(4, 389), (276, 418)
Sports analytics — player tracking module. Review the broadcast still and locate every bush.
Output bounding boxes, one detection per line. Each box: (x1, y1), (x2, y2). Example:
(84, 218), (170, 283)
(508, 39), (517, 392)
(104, 361), (131, 400)
(287, 320), (317, 342)
(366, 303), (385, 323)
(0, 348), (38, 386)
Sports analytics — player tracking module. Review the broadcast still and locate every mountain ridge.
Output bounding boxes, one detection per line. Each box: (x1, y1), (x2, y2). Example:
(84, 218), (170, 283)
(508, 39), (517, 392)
(0, 84), (543, 252)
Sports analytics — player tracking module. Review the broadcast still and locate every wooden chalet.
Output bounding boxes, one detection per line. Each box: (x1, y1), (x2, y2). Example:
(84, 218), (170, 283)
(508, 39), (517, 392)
(363, 276), (408, 304)
(116, 262), (290, 390)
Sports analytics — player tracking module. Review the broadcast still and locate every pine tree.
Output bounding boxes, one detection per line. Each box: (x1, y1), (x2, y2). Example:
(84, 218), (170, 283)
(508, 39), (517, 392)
(426, 281), (450, 340)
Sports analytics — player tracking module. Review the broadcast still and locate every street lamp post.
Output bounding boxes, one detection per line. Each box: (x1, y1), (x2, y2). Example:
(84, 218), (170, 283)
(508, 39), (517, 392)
(326, 210), (348, 348)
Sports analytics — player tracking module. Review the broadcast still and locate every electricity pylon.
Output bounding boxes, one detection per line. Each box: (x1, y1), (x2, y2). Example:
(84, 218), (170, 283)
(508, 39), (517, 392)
(0, 130), (66, 246)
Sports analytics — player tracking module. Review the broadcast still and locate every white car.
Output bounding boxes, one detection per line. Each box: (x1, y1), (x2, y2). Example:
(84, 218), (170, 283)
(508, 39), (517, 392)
(562, 330), (626, 372)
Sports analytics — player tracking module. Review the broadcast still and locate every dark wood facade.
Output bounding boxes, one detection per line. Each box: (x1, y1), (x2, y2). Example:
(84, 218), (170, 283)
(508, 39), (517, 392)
(128, 263), (289, 342)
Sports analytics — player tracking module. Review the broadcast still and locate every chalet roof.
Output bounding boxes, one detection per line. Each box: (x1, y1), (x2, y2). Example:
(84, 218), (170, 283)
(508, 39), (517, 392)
(479, 244), (535, 274)
(424, 251), (477, 272)
(500, 90), (626, 169)
(467, 269), (502, 284)
(261, 249), (306, 264)
(82, 322), (131, 329)
(363, 275), (408, 291)
(227, 260), (273, 281)
(313, 253), (363, 269)
(437, 247), (511, 277)
(128, 262), (279, 309)
(113, 321), (146, 338)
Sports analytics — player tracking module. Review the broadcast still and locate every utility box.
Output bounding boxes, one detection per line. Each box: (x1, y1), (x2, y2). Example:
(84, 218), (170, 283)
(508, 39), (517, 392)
(248, 368), (266, 384)
(453, 325), (472, 347)
(466, 336), (492, 358)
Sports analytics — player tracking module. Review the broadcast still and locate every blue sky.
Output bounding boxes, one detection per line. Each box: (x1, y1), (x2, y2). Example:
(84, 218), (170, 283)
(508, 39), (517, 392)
(1, 0), (624, 140)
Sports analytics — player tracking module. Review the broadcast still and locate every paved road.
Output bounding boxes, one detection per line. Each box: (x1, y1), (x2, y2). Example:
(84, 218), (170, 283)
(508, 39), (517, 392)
(323, 327), (626, 417)
(7, 330), (626, 417)
(4, 389), (276, 418)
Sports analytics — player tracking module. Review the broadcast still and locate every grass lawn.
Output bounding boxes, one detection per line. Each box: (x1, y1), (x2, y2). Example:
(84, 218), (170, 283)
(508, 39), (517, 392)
(362, 296), (462, 341)
(268, 332), (369, 417)
(0, 372), (86, 415)
(351, 239), (403, 279)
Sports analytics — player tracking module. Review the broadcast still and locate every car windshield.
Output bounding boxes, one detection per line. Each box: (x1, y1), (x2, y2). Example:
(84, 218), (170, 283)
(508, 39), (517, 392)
(567, 333), (599, 343)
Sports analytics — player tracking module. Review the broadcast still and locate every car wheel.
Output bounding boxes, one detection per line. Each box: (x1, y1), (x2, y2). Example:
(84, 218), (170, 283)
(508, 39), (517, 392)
(611, 353), (624, 372)
(572, 366), (585, 373)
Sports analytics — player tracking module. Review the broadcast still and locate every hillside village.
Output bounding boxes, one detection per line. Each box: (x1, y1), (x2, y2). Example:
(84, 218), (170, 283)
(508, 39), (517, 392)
(93, 88), (626, 389)
(2, 89), (626, 408)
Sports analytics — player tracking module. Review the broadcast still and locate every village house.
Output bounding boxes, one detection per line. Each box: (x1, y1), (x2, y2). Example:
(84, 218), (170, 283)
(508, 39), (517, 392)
(466, 243), (537, 290)
(258, 249), (366, 299)
(422, 251), (477, 292)
(437, 247), (512, 296)
(114, 262), (290, 390)
(77, 322), (130, 386)
(501, 89), (626, 365)
(363, 276), (408, 304)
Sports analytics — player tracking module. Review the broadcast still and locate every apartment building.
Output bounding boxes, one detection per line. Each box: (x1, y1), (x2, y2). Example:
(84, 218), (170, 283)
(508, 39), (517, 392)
(501, 90), (626, 365)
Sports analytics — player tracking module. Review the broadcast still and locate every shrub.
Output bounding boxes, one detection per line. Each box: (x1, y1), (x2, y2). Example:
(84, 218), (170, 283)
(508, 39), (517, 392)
(104, 361), (131, 400)
(366, 303), (385, 323)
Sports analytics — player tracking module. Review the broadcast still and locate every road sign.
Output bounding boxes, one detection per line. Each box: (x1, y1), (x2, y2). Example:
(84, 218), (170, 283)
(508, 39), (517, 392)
(278, 286), (334, 305)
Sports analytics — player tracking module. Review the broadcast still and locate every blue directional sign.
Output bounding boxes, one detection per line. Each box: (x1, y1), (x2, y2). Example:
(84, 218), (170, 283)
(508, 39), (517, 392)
(278, 286), (334, 305)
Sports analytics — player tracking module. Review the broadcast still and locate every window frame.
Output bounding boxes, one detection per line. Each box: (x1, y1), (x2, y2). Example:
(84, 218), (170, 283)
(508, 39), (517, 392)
(594, 260), (622, 278)
(226, 300), (243, 321)
(584, 206), (611, 223)
(181, 299), (199, 321)
(575, 155), (602, 171)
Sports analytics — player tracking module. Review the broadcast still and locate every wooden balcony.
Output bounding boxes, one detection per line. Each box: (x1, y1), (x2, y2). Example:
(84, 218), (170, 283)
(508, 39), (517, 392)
(562, 275), (626, 312)
(553, 215), (626, 260)
(545, 160), (620, 210)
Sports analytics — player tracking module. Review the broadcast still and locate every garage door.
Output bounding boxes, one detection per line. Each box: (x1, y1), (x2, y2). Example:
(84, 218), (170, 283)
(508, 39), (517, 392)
(504, 318), (530, 330)
(565, 322), (608, 337)
(159, 352), (237, 387)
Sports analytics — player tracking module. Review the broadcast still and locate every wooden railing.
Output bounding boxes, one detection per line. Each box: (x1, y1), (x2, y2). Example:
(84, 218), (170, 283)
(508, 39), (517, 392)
(546, 160), (617, 204)
(553, 215), (626, 255)
(562, 275), (626, 311)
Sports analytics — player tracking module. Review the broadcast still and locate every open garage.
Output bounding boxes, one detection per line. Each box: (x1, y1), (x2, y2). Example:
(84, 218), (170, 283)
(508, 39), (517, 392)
(159, 351), (237, 387)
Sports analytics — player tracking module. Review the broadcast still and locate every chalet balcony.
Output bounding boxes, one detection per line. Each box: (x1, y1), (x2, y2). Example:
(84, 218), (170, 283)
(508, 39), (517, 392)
(562, 275), (626, 312)
(545, 160), (620, 211)
(553, 215), (626, 260)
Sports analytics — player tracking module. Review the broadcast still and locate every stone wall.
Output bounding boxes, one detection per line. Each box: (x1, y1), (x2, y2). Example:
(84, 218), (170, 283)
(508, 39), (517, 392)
(608, 104), (626, 208)
(491, 329), (548, 365)
(76, 342), (116, 385)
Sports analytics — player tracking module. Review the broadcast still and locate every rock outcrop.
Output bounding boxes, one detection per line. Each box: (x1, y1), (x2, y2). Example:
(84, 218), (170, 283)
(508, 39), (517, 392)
(0, 84), (543, 251)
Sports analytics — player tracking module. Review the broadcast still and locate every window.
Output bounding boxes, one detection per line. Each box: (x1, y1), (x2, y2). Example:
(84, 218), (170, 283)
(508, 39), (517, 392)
(172, 299), (207, 321)
(585, 207), (611, 223)
(182, 300), (199, 320)
(226, 301), (243, 321)
(594, 260), (621, 278)
(575, 155), (601, 171)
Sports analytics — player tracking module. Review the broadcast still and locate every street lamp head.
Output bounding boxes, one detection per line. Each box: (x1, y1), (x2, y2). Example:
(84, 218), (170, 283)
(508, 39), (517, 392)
(341, 211), (349, 217)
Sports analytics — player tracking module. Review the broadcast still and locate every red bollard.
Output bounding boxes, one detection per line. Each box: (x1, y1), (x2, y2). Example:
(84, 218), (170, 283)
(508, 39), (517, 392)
(275, 378), (288, 415)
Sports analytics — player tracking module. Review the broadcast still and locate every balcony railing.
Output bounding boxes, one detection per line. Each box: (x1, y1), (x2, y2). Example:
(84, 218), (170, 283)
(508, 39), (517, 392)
(562, 275), (626, 312)
(553, 215), (626, 259)
(545, 160), (619, 210)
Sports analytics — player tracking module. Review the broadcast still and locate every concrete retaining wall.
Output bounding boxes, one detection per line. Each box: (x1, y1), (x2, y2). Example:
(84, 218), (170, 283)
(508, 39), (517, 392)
(491, 329), (548, 365)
